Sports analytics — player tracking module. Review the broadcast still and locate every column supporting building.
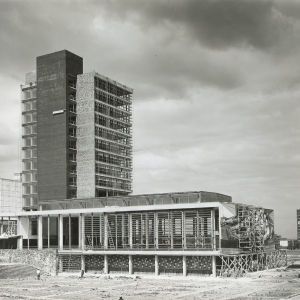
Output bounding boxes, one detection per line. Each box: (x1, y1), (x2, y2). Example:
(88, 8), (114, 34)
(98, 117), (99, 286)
(38, 215), (43, 250)
(155, 255), (159, 276)
(183, 255), (187, 276)
(59, 215), (63, 250)
(17, 217), (23, 250)
(129, 255), (133, 275)
(212, 256), (217, 277)
(104, 255), (108, 274)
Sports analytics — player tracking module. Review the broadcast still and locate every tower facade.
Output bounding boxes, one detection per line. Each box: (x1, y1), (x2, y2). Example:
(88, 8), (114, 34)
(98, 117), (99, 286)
(77, 71), (133, 198)
(21, 50), (133, 210)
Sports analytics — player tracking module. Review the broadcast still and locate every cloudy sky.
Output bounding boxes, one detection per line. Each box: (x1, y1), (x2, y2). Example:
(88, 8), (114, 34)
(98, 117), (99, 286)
(0, 0), (299, 238)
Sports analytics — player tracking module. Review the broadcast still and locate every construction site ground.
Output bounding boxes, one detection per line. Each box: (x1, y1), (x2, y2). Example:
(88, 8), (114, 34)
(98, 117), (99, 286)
(1, 251), (300, 300)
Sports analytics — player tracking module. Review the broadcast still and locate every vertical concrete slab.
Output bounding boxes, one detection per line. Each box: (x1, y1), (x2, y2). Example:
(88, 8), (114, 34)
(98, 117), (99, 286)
(183, 255), (187, 276)
(155, 255), (159, 276)
(76, 72), (96, 198)
(212, 256), (217, 277)
(129, 255), (133, 275)
(38, 215), (43, 250)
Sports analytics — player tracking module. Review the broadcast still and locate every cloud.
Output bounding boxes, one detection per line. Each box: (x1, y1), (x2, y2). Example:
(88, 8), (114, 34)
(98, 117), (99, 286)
(0, 0), (299, 239)
(93, 0), (299, 51)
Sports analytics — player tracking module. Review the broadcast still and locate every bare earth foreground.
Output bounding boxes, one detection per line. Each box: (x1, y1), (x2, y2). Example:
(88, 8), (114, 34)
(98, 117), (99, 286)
(1, 251), (300, 300)
(1, 269), (300, 300)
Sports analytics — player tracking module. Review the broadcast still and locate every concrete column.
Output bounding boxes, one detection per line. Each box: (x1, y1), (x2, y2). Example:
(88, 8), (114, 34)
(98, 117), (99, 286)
(154, 213), (159, 249)
(129, 255), (133, 275)
(81, 254), (85, 271)
(145, 213), (149, 248)
(68, 215), (71, 249)
(27, 217), (30, 250)
(78, 215), (81, 249)
(212, 256), (217, 277)
(91, 214), (94, 249)
(122, 214), (125, 249)
(81, 214), (85, 250)
(182, 212), (186, 249)
(47, 216), (50, 249)
(211, 209), (216, 250)
(59, 215), (63, 250)
(104, 255), (109, 274)
(183, 255), (187, 276)
(17, 217), (23, 250)
(129, 214), (133, 249)
(104, 215), (108, 249)
(155, 255), (159, 276)
(38, 215), (43, 250)
(170, 212), (174, 249)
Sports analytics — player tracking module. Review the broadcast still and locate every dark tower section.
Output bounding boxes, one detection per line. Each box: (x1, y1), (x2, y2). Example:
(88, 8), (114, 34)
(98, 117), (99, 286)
(37, 50), (83, 202)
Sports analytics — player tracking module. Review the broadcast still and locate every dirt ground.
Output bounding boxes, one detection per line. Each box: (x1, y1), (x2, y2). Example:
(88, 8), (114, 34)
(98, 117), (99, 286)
(0, 267), (300, 300)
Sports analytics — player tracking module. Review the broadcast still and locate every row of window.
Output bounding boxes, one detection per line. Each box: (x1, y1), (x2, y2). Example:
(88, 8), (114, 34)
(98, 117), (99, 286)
(22, 88), (36, 100)
(95, 176), (131, 191)
(22, 172), (37, 183)
(95, 139), (131, 156)
(95, 126), (131, 144)
(23, 184), (37, 195)
(23, 112), (37, 124)
(23, 196), (38, 208)
(95, 152), (131, 168)
(95, 114), (131, 134)
(23, 160), (37, 171)
(23, 124), (37, 136)
(95, 90), (131, 111)
(94, 77), (132, 100)
(95, 163), (131, 179)
(23, 137), (37, 147)
(23, 148), (37, 159)
(95, 102), (131, 122)
(22, 99), (37, 112)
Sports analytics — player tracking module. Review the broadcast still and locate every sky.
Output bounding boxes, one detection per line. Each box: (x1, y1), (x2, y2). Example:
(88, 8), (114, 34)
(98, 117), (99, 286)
(0, 0), (299, 238)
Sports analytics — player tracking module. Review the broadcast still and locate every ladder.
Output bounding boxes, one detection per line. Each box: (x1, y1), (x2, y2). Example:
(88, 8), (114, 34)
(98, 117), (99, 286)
(105, 218), (115, 249)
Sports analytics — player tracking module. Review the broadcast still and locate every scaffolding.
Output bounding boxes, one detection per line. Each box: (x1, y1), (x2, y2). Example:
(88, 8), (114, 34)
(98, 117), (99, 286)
(238, 205), (269, 252)
(219, 250), (287, 277)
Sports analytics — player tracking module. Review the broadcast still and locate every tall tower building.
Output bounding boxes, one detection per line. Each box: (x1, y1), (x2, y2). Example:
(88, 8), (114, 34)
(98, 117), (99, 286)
(77, 72), (133, 198)
(21, 50), (133, 210)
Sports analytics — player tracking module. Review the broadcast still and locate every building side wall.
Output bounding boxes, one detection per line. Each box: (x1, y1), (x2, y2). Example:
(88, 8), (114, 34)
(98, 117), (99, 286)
(25, 71), (36, 85)
(76, 72), (96, 198)
(0, 179), (22, 213)
(36, 50), (83, 202)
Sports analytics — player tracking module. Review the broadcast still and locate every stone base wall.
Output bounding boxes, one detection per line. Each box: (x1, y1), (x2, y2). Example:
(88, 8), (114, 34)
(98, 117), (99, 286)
(0, 249), (57, 274)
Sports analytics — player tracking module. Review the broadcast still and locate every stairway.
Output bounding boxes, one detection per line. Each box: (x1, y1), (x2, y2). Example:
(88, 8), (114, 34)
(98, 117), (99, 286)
(0, 264), (43, 279)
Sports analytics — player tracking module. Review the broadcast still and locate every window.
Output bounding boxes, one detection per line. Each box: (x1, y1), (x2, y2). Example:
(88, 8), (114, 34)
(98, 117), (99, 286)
(31, 184), (37, 194)
(68, 177), (77, 186)
(23, 185), (30, 195)
(32, 172), (37, 182)
(23, 161), (31, 171)
(31, 100), (37, 110)
(23, 197), (30, 207)
(32, 148), (37, 158)
(32, 137), (37, 146)
(23, 173), (31, 183)
(32, 160), (37, 170)
(23, 149), (31, 159)
(30, 219), (38, 235)
(69, 152), (76, 162)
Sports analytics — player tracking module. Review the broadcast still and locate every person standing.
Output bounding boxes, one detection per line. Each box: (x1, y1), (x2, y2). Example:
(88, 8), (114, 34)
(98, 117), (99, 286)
(37, 268), (40, 280)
